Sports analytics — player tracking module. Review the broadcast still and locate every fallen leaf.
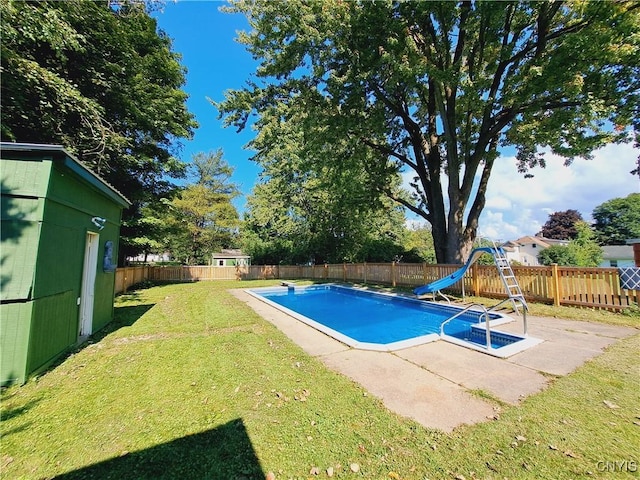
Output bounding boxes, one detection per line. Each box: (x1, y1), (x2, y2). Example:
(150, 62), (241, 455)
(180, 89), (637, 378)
(326, 466), (334, 477)
(350, 463), (360, 473)
(309, 466), (320, 475)
(603, 400), (619, 409)
(388, 472), (400, 479)
(549, 445), (558, 451)
(454, 474), (466, 480)
(358, 444), (367, 453)
(515, 435), (527, 442)
(266, 472), (276, 480)
(564, 450), (578, 458)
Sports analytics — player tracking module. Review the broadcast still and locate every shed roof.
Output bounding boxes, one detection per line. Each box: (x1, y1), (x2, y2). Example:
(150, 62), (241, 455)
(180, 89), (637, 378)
(0, 142), (131, 208)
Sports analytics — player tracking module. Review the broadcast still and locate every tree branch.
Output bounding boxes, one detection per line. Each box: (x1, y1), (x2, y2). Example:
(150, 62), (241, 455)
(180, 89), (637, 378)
(360, 137), (418, 172)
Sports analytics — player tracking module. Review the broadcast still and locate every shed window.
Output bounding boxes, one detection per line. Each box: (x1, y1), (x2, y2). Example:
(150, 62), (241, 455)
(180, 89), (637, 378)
(218, 260), (225, 266)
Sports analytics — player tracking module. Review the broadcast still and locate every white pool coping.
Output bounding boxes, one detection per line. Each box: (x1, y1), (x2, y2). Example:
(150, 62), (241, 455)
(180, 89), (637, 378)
(246, 284), (543, 357)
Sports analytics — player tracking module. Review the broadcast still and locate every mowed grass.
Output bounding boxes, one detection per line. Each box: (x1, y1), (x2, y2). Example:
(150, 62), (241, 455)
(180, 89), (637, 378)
(1, 280), (638, 479)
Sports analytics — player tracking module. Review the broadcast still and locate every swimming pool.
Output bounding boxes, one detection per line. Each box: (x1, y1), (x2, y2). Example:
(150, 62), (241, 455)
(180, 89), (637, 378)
(247, 284), (542, 357)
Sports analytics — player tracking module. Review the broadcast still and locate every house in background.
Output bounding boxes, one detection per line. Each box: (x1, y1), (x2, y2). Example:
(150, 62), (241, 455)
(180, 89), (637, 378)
(127, 252), (172, 264)
(501, 235), (569, 266)
(211, 249), (251, 267)
(599, 245), (635, 268)
(1, 143), (130, 385)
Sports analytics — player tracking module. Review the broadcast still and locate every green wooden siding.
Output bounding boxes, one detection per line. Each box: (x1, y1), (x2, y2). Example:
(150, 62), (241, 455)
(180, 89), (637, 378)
(0, 157), (51, 197)
(27, 291), (78, 377)
(1, 144), (128, 386)
(0, 303), (32, 385)
(0, 217), (41, 301)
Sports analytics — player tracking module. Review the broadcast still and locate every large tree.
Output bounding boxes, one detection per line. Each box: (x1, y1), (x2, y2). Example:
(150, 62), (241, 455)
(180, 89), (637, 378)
(242, 148), (409, 264)
(218, 0), (639, 263)
(1, 0), (197, 262)
(163, 151), (240, 265)
(592, 193), (640, 245)
(539, 209), (583, 240)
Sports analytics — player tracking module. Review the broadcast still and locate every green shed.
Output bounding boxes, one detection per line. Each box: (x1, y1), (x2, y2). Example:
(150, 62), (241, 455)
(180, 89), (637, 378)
(1, 143), (130, 386)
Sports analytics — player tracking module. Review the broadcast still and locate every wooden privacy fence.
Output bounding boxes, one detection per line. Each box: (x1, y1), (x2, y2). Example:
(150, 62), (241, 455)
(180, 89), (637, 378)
(114, 265), (150, 295)
(115, 263), (639, 311)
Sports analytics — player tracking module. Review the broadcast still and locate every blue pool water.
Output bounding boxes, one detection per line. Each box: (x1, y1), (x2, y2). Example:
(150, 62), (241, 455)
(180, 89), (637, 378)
(251, 284), (510, 347)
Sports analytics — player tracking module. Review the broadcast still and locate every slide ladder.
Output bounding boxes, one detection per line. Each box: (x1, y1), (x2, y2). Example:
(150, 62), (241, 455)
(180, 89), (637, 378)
(490, 243), (528, 317)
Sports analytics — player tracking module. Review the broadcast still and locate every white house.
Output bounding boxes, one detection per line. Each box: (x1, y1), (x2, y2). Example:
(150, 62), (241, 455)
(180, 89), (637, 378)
(211, 249), (251, 267)
(501, 235), (569, 266)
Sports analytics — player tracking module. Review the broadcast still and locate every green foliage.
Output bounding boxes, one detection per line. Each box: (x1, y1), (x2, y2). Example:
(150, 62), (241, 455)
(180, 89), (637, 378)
(1, 0), (197, 262)
(239, 98), (411, 264)
(592, 193), (640, 245)
(163, 151), (240, 265)
(402, 224), (437, 263)
(538, 222), (602, 267)
(539, 210), (583, 240)
(538, 245), (577, 266)
(219, 0), (639, 264)
(242, 175), (410, 264)
(568, 221), (603, 267)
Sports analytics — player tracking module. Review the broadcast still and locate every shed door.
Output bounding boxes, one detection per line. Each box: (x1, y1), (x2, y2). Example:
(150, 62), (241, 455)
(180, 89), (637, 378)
(79, 232), (99, 338)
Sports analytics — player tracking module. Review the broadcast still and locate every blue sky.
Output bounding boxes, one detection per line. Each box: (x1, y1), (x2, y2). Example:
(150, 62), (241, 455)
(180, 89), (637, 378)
(154, 1), (640, 241)
(154, 1), (261, 200)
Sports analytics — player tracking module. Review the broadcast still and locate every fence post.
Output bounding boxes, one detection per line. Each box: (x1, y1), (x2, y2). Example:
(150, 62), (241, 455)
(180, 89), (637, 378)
(324, 264), (328, 280)
(364, 262), (367, 284)
(122, 268), (128, 294)
(472, 262), (480, 296)
(343, 262), (346, 282)
(391, 261), (397, 287)
(551, 263), (561, 306)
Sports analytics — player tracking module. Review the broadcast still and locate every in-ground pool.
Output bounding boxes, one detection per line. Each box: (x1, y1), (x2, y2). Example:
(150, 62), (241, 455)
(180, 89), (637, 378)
(247, 284), (542, 357)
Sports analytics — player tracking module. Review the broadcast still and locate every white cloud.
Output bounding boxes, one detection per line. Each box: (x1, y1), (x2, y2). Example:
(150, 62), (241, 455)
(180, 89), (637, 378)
(402, 142), (639, 241)
(479, 142), (639, 240)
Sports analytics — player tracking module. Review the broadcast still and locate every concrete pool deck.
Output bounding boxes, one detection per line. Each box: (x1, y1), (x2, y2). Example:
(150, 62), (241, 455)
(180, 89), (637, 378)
(231, 289), (638, 432)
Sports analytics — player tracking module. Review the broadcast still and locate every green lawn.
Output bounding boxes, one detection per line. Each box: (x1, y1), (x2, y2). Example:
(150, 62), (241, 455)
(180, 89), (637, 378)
(1, 280), (639, 479)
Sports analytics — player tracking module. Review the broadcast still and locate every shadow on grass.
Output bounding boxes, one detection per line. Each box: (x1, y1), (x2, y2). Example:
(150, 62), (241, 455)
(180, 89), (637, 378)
(52, 418), (264, 480)
(0, 396), (40, 438)
(90, 303), (155, 343)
